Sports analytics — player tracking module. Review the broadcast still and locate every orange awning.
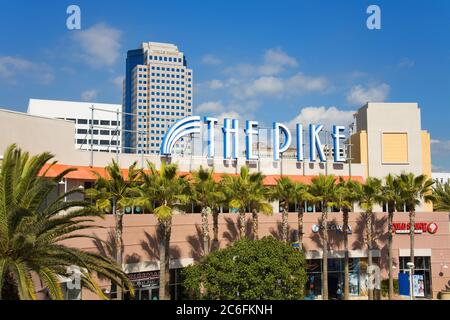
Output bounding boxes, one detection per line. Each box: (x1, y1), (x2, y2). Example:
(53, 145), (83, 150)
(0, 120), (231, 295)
(39, 163), (364, 185)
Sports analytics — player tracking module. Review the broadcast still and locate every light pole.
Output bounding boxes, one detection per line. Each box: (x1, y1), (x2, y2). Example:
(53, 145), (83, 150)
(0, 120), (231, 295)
(407, 262), (414, 300)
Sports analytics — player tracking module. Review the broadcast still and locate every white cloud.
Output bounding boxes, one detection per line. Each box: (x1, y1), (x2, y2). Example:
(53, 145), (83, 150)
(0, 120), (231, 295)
(288, 106), (355, 130)
(285, 72), (329, 93)
(0, 56), (54, 85)
(208, 79), (224, 89)
(196, 101), (225, 113)
(215, 110), (244, 123)
(202, 54), (222, 65)
(430, 139), (450, 171)
(398, 57), (415, 69)
(243, 76), (284, 96)
(81, 89), (98, 101)
(223, 64), (256, 77)
(258, 48), (298, 76)
(431, 139), (450, 155)
(73, 23), (122, 67)
(234, 73), (330, 98)
(112, 75), (124, 88)
(346, 83), (390, 105)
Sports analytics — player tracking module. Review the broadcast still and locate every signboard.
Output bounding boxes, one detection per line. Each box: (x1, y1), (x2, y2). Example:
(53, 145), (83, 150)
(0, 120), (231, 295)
(311, 223), (352, 234)
(128, 271), (160, 289)
(398, 273), (425, 298)
(392, 222), (438, 234)
(160, 116), (347, 162)
(413, 274), (425, 297)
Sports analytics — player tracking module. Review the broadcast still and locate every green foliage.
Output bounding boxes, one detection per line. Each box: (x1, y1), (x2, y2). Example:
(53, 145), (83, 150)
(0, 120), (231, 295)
(221, 166), (271, 214)
(85, 160), (145, 214)
(381, 279), (399, 297)
(433, 182), (450, 211)
(397, 173), (435, 211)
(354, 177), (383, 213)
(139, 160), (191, 222)
(0, 144), (134, 300)
(182, 236), (307, 300)
(309, 174), (339, 210)
(190, 166), (225, 212)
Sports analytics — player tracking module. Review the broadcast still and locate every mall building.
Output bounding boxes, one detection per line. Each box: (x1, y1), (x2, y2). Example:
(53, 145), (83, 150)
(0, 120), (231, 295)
(0, 102), (448, 300)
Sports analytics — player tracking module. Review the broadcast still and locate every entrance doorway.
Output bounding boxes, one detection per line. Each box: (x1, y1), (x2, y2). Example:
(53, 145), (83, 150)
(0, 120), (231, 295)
(133, 287), (159, 300)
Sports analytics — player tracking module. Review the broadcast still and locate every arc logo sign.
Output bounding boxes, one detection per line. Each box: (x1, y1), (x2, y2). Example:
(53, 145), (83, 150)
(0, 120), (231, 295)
(160, 115), (347, 162)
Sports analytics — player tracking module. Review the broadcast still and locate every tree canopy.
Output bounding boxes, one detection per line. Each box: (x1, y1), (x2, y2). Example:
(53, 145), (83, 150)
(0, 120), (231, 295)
(182, 236), (307, 300)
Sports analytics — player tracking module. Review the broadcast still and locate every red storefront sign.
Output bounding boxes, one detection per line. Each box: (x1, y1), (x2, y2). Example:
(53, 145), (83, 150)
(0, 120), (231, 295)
(392, 222), (438, 234)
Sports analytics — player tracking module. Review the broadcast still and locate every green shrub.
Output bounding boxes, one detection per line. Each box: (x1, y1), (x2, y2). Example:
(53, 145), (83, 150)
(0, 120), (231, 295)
(381, 278), (399, 296)
(182, 236), (307, 300)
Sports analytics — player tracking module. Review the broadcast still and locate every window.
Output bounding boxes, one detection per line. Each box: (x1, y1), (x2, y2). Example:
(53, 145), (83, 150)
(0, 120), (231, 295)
(399, 256), (431, 298)
(100, 120), (110, 126)
(78, 119), (88, 124)
(382, 133), (408, 164)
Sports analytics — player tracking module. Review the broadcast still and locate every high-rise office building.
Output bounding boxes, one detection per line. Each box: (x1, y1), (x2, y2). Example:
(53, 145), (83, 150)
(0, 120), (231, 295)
(122, 42), (193, 154)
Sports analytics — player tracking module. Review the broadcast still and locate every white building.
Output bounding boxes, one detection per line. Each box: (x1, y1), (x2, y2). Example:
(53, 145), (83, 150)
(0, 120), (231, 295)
(27, 99), (122, 153)
(124, 42), (193, 155)
(432, 172), (450, 184)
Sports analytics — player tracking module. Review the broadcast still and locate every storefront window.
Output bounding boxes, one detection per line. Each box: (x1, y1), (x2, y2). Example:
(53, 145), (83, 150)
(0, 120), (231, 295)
(399, 256), (432, 298)
(305, 258), (363, 299)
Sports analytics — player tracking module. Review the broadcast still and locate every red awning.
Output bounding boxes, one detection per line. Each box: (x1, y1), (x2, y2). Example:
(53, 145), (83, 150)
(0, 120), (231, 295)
(39, 163), (364, 185)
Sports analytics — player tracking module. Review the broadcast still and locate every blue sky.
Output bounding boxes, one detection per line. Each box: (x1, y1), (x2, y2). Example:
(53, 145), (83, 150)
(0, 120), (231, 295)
(0, 0), (449, 170)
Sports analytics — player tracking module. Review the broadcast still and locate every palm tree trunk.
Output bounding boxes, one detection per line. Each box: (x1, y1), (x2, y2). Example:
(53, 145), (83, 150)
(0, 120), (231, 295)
(282, 206), (289, 244)
(239, 210), (246, 240)
(297, 206), (304, 249)
(321, 207), (329, 300)
(343, 208), (349, 300)
(252, 209), (259, 240)
(410, 209), (415, 300)
(159, 218), (172, 300)
(201, 207), (210, 256)
(114, 211), (124, 300)
(212, 210), (219, 249)
(1, 272), (19, 300)
(367, 212), (373, 300)
(388, 207), (394, 300)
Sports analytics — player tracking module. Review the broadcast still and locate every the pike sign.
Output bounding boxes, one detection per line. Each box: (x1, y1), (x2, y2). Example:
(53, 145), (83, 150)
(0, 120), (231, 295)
(160, 116), (347, 162)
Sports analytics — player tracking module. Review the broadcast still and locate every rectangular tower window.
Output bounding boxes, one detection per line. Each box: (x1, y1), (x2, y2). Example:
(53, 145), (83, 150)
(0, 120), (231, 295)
(382, 132), (408, 164)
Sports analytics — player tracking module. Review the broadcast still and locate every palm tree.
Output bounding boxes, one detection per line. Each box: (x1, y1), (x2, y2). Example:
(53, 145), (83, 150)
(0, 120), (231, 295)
(335, 178), (360, 300)
(190, 167), (225, 255)
(221, 166), (267, 240)
(380, 174), (401, 300)
(309, 174), (339, 300)
(292, 182), (313, 249)
(433, 182), (450, 211)
(269, 177), (296, 244)
(139, 160), (190, 300)
(397, 173), (435, 300)
(0, 144), (134, 300)
(247, 173), (273, 240)
(355, 177), (382, 300)
(85, 160), (142, 300)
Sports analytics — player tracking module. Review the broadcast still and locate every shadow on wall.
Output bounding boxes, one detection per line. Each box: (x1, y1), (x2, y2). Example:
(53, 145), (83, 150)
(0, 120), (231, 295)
(269, 220), (297, 242)
(222, 215), (253, 243)
(352, 212), (388, 253)
(140, 230), (181, 261)
(310, 216), (345, 252)
(186, 224), (205, 261)
(307, 213), (389, 257)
